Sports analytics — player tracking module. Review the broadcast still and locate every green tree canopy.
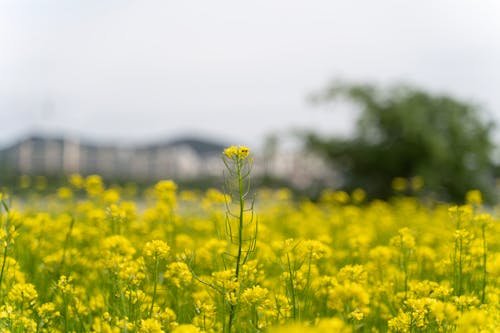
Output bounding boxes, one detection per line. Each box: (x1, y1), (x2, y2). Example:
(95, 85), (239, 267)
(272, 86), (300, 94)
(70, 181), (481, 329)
(306, 81), (496, 202)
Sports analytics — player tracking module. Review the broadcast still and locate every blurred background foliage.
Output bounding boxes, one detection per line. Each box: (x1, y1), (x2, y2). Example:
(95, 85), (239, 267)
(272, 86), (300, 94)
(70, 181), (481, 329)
(306, 81), (496, 202)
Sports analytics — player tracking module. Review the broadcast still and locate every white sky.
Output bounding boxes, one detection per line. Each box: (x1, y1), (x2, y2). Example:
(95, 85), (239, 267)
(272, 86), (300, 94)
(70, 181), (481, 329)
(1, 0), (500, 149)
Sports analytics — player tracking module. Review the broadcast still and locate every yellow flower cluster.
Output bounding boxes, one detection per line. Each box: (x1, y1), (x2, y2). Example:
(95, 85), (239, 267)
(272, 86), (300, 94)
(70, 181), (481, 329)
(223, 145), (250, 160)
(0, 172), (498, 332)
(143, 240), (170, 260)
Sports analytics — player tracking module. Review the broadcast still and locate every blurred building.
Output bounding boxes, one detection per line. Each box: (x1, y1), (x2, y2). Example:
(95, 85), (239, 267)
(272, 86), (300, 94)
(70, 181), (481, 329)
(0, 135), (337, 188)
(0, 135), (224, 181)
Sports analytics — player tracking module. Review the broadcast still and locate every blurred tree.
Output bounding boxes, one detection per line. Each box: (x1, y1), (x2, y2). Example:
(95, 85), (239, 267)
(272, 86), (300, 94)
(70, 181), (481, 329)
(306, 81), (496, 202)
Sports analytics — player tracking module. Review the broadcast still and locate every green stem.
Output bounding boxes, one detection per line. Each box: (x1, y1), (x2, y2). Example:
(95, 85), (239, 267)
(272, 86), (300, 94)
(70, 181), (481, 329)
(453, 213), (463, 296)
(287, 252), (297, 321)
(228, 159), (245, 333)
(481, 224), (487, 303)
(149, 254), (159, 318)
(0, 200), (10, 293)
(235, 159), (244, 279)
(59, 217), (75, 276)
(0, 245), (8, 292)
(63, 295), (69, 333)
(400, 234), (409, 300)
(221, 293), (227, 333)
(253, 304), (259, 329)
(228, 304), (236, 333)
(303, 252), (313, 319)
(404, 252), (409, 299)
(458, 235), (463, 296)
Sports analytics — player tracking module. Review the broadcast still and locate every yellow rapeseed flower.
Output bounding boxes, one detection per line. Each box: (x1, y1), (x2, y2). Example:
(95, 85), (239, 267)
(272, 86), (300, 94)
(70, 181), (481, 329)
(68, 173), (84, 188)
(155, 180), (178, 193)
(172, 324), (200, 333)
(240, 285), (269, 306)
(392, 177), (407, 192)
(139, 318), (164, 333)
(143, 240), (170, 260)
(223, 145), (250, 160)
(465, 189), (482, 205)
(85, 175), (104, 197)
(7, 283), (38, 305)
(57, 186), (73, 200)
(223, 146), (238, 159)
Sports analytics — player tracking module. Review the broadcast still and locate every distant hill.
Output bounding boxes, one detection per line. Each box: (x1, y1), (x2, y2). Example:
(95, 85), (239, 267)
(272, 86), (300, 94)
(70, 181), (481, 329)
(142, 137), (226, 157)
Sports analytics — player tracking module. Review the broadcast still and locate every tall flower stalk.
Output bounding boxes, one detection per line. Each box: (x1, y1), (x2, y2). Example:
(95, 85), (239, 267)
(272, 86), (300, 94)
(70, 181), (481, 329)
(448, 205), (471, 297)
(474, 213), (491, 304)
(222, 145), (257, 333)
(143, 240), (170, 318)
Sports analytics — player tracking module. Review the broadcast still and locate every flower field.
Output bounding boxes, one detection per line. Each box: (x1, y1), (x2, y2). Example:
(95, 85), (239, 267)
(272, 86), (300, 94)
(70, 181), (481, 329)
(0, 147), (499, 332)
